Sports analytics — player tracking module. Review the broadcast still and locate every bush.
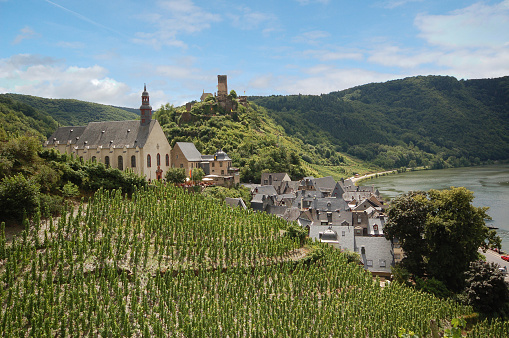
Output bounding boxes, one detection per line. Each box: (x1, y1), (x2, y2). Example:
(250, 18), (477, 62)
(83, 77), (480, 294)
(415, 277), (452, 299)
(461, 260), (509, 314)
(62, 181), (80, 198)
(0, 174), (40, 224)
(39, 194), (65, 218)
(165, 168), (187, 184)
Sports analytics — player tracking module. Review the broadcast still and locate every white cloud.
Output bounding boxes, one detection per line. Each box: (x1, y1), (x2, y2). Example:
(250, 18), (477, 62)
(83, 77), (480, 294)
(295, 0), (330, 5)
(279, 67), (401, 95)
(12, 26), (38, 44)
(0, 54), (138, 107)
(227, 6), (278, 31)
(303, 49), (364, 62)
(249, 66), (401, 96)
(56, 41), (86, 49)
(376, 0), (423, 9)
(293, 30), (330, 45)
(368, 45), (443, 68)
(415, 0), (509, 49)
(134, 0), (221, 49)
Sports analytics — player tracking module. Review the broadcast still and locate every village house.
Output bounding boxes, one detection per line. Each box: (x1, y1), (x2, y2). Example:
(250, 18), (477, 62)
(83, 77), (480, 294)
(44, 85), (172, 181)
(250, 173), (396, 276)
(170, 142), (240, 185)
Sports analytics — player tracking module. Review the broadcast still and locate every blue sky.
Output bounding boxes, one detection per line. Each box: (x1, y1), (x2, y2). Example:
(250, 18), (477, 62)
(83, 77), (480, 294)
(1, 0), (508, 109)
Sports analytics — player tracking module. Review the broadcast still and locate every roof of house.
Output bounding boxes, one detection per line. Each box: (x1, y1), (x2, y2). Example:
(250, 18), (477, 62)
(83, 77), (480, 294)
(175, 142), (203, 161)
(260, 172), (291, 183)
(225, 197), (247, 209)
(252, 185), (277, 196)
(47, 120), (158, 149)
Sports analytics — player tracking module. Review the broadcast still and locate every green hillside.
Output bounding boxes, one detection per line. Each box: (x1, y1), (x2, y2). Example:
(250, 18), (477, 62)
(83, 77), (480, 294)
(251, 75), (509, 169)
(1, 94), (139, 127)
(0, 96), (58, 139)
(2, 184), (508, 336)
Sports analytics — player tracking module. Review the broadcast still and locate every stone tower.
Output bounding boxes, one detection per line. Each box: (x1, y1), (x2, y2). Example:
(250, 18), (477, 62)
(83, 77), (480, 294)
(217, 75), (228, 98)
(140, 84), (152, 126)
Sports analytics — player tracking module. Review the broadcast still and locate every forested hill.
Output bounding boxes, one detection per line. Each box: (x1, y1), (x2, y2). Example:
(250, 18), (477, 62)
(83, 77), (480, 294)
(0, 95), (58, 139)
(1, 93), (139, 129)
(250, 76), (509, 169)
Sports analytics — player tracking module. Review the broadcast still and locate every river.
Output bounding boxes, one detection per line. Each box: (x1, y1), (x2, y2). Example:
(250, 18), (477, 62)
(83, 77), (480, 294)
(366, 164), (509, 252)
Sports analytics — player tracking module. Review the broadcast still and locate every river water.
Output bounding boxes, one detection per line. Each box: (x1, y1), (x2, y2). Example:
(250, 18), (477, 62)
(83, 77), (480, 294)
(366, 164), (509, 252)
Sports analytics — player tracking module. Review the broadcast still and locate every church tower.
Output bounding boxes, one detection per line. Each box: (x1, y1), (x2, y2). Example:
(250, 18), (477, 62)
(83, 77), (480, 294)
(140, 84), (152, 126)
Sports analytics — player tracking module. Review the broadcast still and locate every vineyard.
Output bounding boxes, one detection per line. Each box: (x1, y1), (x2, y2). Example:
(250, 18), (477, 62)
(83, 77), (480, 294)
(1, 184), (508, 337)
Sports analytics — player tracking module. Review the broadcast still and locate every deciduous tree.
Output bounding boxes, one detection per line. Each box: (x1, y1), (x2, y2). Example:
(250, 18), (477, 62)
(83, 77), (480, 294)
(385, 187), (500, 290)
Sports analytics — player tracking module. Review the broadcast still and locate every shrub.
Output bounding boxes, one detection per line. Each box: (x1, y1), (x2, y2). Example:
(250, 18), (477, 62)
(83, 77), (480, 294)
(0, 174), (40, 224)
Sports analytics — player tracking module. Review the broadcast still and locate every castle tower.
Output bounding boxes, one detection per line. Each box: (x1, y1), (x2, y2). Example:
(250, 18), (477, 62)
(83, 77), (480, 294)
(217, 75), (228, 98)
(140, 84), (152, 126)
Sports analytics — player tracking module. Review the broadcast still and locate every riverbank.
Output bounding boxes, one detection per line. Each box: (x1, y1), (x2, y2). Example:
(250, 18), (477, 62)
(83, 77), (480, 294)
(351, 170), (398, 185)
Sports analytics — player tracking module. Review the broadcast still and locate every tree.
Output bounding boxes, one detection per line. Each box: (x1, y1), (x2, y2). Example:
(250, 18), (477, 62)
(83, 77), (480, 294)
(385, 187), (500, 290)
(461, 260), (509, 314)
(0, 174), (40, 224)
(165, 168), (187, 184)
(191, 167), (205, 182)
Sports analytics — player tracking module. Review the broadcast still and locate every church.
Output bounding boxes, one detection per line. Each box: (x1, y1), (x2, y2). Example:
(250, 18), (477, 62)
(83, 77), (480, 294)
(44, 85), (172, 181)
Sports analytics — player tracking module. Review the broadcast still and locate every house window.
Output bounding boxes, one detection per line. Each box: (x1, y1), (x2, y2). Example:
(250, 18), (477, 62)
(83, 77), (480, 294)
(321, 221), (328, 226)
(379, 260), (386, 267)
(157, 153), (161, 166)
(395, 254), (401, 260)
(147, 154), (151, 168)
(212, 162), (215, 167)
(105, 156), (110, 168)
(220, 162), (223, 167)
(264, 180), (268, 185)
(118, 156), (123, 170)
(191, 163), (194, 168)
(355, 228), (361, 235)
(176, 155), (178, 159)
(373, 224), (378, 231)
(366, 260), (373, 267)
(165, 154), (169, 166)
(180, 163), (183, 168)
(221, 170), (224, 175)
(342, 231), (345, 237)
(131, 155), (136, 168)
(92, 156), (96, 162)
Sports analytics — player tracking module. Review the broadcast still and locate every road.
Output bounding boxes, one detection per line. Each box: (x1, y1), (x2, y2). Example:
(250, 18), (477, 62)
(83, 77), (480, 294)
(350, 170), (398, 184)
(482, 249), (509, 282)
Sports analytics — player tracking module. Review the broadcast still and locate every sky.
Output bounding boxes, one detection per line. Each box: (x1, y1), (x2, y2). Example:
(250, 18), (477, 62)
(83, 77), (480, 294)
(1, 0), (509, 109)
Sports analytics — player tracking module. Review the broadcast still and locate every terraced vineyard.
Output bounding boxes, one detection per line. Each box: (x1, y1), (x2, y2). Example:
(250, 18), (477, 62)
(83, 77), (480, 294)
(1, 184), (508, 336)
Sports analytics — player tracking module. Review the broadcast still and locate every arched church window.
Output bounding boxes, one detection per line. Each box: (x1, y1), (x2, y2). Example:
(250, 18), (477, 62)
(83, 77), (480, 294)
(157, 153), (161, 166)
(147, 154), (151, 168)
(105, 156), (110, 168)
(92, 156), (96, 162)
(131, 155), (136, 168)
(118, 156), (123, 170)
(165, 154), (169, 166)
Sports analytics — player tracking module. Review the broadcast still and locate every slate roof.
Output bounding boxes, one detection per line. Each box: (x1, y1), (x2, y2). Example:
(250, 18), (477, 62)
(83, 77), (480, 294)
(47, 120), (157, 149)
(47, 126), (87, 146)
(252, 185), (277, 196)
(312, 176), (336, 191)
(175, 142), (203, 161)
(225, 197), (247, 209)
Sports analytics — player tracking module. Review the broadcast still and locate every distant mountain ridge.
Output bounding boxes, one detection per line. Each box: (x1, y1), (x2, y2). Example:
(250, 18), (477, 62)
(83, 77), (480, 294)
(1, 94), (139, 128)
(251, 75), (509, 169)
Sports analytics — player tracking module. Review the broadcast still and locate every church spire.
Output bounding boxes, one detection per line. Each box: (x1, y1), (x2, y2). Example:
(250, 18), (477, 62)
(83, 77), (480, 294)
(140, 84), (152, 126)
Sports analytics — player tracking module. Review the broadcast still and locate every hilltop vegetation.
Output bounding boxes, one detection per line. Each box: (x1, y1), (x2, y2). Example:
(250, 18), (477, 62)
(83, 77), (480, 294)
(0, 96), (58, 139)
(251, 75), (509, 170)
(1, 93), (138, 129)
(154, 100), (325, 182)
